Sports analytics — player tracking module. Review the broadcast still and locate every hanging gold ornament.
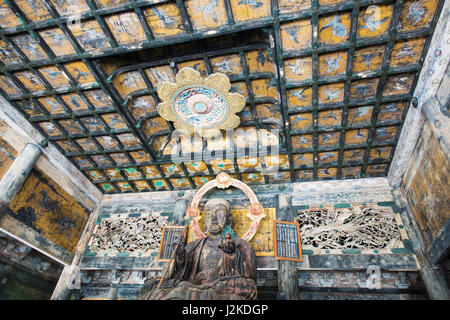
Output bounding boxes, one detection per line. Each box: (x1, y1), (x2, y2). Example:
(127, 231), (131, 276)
(156, 67), (246, 138)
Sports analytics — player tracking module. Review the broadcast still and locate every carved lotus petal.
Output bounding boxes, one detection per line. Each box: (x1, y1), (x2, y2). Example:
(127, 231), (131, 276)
(157, 82), (178, 102)
(203, 73), (231, 93)
(175, 67), (202, 86)
(157, 102), (176, 121)
(220, 114), (240, 129)
(227, 92), (246, 113)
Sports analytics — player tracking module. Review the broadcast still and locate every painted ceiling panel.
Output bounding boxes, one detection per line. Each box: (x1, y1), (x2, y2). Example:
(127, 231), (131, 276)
(0, 0), (444, 193)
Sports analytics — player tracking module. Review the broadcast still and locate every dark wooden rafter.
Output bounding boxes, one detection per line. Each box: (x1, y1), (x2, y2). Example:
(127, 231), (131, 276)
(270, 0), (295, 183)
(311, 0), (320, 180)
(360, 0), (405, 178)
(84, 0), (119, 48)
(336, 1), (360, 180)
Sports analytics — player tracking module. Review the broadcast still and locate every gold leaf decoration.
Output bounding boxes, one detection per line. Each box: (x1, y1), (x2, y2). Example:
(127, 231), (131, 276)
(156, 102), (176, 121)
(227, 93), (246, 113)
(156, 82), (178, 101)
(203, 73), (231, 93)
(175, 67), (202, 86)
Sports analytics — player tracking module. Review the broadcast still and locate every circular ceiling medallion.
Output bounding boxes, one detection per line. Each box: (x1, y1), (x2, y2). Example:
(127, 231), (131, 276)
(171, 85), (230, 129)
(156, 67), (246, 138)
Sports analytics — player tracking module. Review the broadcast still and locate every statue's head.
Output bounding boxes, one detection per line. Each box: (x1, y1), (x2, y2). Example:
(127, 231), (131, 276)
(204, 198), (233, 236)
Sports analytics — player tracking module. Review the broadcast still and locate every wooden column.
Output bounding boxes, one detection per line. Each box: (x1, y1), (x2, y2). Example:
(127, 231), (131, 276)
(51, 204), (101, 300)
(0, 142), (41, 206)
(276, 193), (299, 300)
(415, 250), (450, 300)
(50, 264), (80, 300)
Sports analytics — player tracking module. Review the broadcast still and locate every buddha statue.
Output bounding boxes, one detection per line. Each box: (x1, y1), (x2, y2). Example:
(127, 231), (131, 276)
(138, 198), (257, 300)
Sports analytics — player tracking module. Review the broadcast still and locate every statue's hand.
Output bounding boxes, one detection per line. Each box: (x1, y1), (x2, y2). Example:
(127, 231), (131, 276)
(174, 237), (186, 257)
(219, 233), (235, 254)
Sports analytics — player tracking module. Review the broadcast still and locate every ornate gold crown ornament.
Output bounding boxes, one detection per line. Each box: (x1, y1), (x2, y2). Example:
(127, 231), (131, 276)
(156, 67), (246, 138)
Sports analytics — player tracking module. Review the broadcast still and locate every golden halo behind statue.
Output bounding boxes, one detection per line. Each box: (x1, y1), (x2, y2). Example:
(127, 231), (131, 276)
(185, 172), (265, 241)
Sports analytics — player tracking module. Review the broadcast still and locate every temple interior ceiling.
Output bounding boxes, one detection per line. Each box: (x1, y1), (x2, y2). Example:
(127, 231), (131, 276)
(0, 0), (444, 193)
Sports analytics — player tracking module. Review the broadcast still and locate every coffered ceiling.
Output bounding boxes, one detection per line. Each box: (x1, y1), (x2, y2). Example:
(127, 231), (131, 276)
(0, 0), (443, 193)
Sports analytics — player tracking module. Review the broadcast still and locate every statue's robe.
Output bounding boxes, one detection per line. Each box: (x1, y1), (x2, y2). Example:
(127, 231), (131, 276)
(139, 236), (257, 300)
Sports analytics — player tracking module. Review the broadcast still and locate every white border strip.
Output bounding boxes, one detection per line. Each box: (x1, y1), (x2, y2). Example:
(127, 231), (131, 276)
(292, 177), (391, 193)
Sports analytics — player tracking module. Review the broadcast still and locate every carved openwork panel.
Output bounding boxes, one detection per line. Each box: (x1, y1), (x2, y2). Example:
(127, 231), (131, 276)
(297, 204), (406, 253)
(86, 213), (169, 257)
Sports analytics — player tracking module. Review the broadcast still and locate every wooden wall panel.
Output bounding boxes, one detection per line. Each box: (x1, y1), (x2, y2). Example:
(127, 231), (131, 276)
(401, 122), (450, 250)
(4, 168), (90, 254)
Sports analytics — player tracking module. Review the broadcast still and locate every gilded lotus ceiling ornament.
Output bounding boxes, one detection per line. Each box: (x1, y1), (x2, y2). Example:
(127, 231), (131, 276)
(156, 67), (246, 138)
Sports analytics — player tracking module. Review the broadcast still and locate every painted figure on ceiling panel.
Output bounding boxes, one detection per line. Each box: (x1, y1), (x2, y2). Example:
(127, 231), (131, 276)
(320, 15), (348, 38)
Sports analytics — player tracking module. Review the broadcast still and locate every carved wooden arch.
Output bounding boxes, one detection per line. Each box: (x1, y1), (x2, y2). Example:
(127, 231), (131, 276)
(185, 172), (265, 241)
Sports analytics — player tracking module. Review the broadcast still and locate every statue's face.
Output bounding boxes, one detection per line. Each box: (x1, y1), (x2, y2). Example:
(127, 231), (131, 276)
(204, 203), (228, 235)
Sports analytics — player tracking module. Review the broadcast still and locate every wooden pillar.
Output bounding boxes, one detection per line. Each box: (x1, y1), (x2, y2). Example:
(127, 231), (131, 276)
(415, 251), (450, 300)
(51, 204), (101, 300)
(276, 193), (299, 300)
(0, 142), (41, 206)
(50, 265), (80, 300)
